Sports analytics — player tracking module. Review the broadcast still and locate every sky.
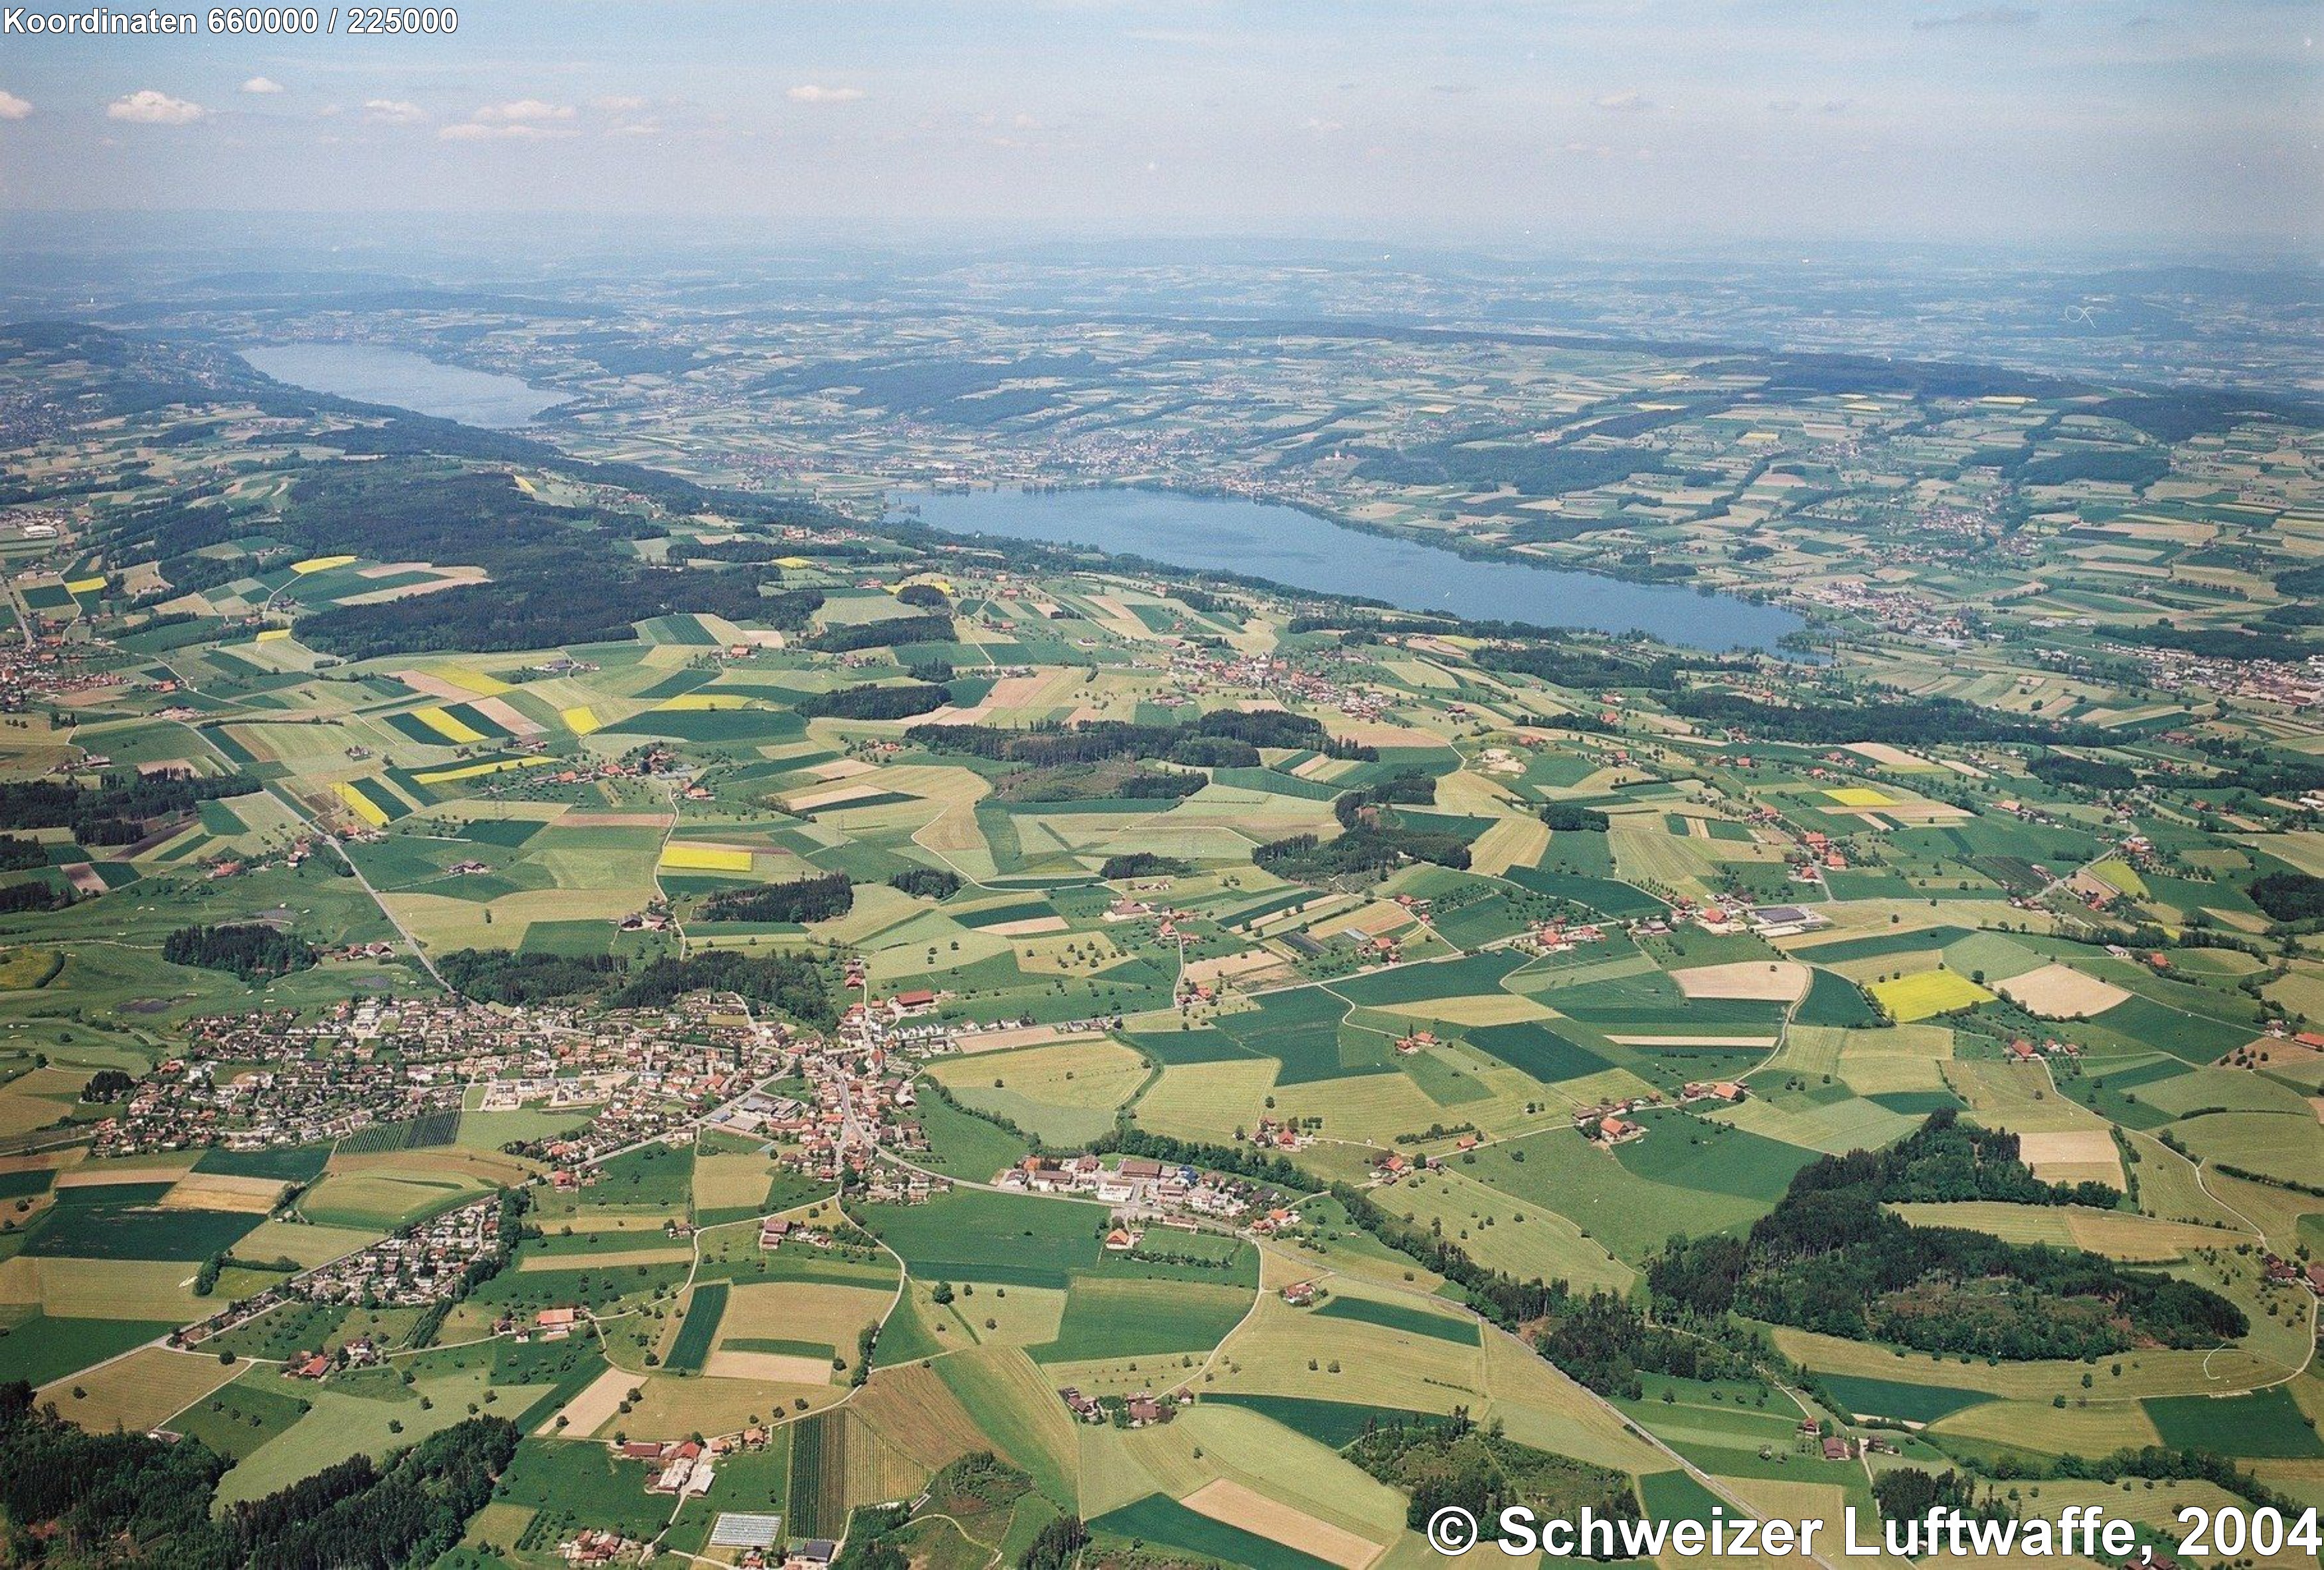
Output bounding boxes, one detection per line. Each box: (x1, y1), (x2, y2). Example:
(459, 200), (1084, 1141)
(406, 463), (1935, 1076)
(0, 0), (2317, 252)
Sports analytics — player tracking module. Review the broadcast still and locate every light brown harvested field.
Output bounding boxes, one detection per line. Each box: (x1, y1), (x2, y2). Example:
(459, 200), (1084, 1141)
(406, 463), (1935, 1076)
(517, 1212), (674, 1233)
(337, 574), (479, 606)
(693, 1152), (782, 1215)
(0, 1149), (81, 1176)
(46, 1346), (240, 1434)
(619, 1373), (838, 1439)
(2064, 1209), (2226, 1259)
(950, 1023), (1112, 1055)
(1181, 1479), (1384, 1570)
(329, 1147), (531, 1185)
(786, 782), (892, 812)
(232, 1218), (379, 1269)
(718, 1280), (894, 1353)
(56, 1156), (201, 1187)
(1846, 742), (1942, 771)
(701, 1350), (835, 1384)
(849, 1362), (995, 1473)
(1997, 963), (2130, 1019)
(1876, 800), (1975, 824)
(516, 1246), (691, 1272)
(158, 1174), (286, 1213)
(0, 1257), (198, 1320)
(1369, 992), (1545, 1026)
(465, 695), (542, 737)
(390, 665), (497, 703)
(983, 915), (1070, 936)
(918, 672), (1054, 726)
(1307, 901), (1412, 942)
(536, 1366), (635, 1439)
(915, 801), (987, 856)
(1670, 961), (1809, 1002)
(1889, 1202), (2220, 1262)
(1183, 950), (1289, 988)
(808, 756), (877, 781)
(1471, 815), (1550, 879)
(1334, 721), (1446, 748)
(2017, 1130), (2124, 1187)
(1604, 1034), (1779, 1048)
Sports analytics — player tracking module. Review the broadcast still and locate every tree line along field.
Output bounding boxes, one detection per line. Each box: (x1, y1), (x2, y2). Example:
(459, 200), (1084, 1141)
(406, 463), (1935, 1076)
(1, 317), (2323, 1565)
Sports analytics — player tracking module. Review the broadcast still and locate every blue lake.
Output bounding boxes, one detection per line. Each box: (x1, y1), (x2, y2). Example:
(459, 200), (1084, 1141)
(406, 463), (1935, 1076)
(898, 487), (1807, 655)
(241, 343), (569, 428)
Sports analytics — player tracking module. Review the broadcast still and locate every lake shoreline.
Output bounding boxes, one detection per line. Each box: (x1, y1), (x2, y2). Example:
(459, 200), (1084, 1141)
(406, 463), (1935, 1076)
(891, 482), (1812, 656)
(240, 343), (571, 430)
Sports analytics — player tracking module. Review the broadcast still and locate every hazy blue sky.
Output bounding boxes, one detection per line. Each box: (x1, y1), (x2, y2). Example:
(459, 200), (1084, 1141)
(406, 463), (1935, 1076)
(0, 1), (2315, 249)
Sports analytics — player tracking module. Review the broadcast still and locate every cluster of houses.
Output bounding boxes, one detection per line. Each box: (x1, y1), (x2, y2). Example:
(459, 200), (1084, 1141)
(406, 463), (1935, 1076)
(292, 1194), (503, 1308)
(861, 1166), (945, 1205)
(2261, 1253), (2324, 1295)
(2109, 634), (2324, 711)
(1246, 1116), (1313, 1154)
(526, 1307), (584, 1341)
(1809, 1423), (1863, 1462)
(557, 1529), (645, 1566)
(279, 1338), (384, 1381)
(1058, 1385), (1186, 1427)
(643, 1439), (716, 1497)
(1523, 916), (1608, 956)
(2004, 1037), (2082, 1065)
(764, 1035), (923, 1185)
(93, 994), (791, 1162)
(1148, 644), (1390, 727)
(706, 1089), (812, 1142)
(1573, 1091), (1664, 1146)
(992, 1152), (1255, 1221)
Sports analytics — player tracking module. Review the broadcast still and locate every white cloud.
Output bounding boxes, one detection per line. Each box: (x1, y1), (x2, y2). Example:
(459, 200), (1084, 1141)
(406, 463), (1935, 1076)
(475, 98), (574, 122)
(1593, 90), (1651, 112)
(441, 100), (578, 141)
(363, 98), (426, 124)
(106, 89), (205, 125)
(441, 122), (530, 140)
(240, 76), (286, 95)
(786, 84), (866, 104)
(593, 94), (648, 114)
(0, 90), (31, 121)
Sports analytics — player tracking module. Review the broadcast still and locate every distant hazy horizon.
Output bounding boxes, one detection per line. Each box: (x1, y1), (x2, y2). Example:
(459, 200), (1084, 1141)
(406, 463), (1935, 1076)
(0, 0), (2316, 251)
